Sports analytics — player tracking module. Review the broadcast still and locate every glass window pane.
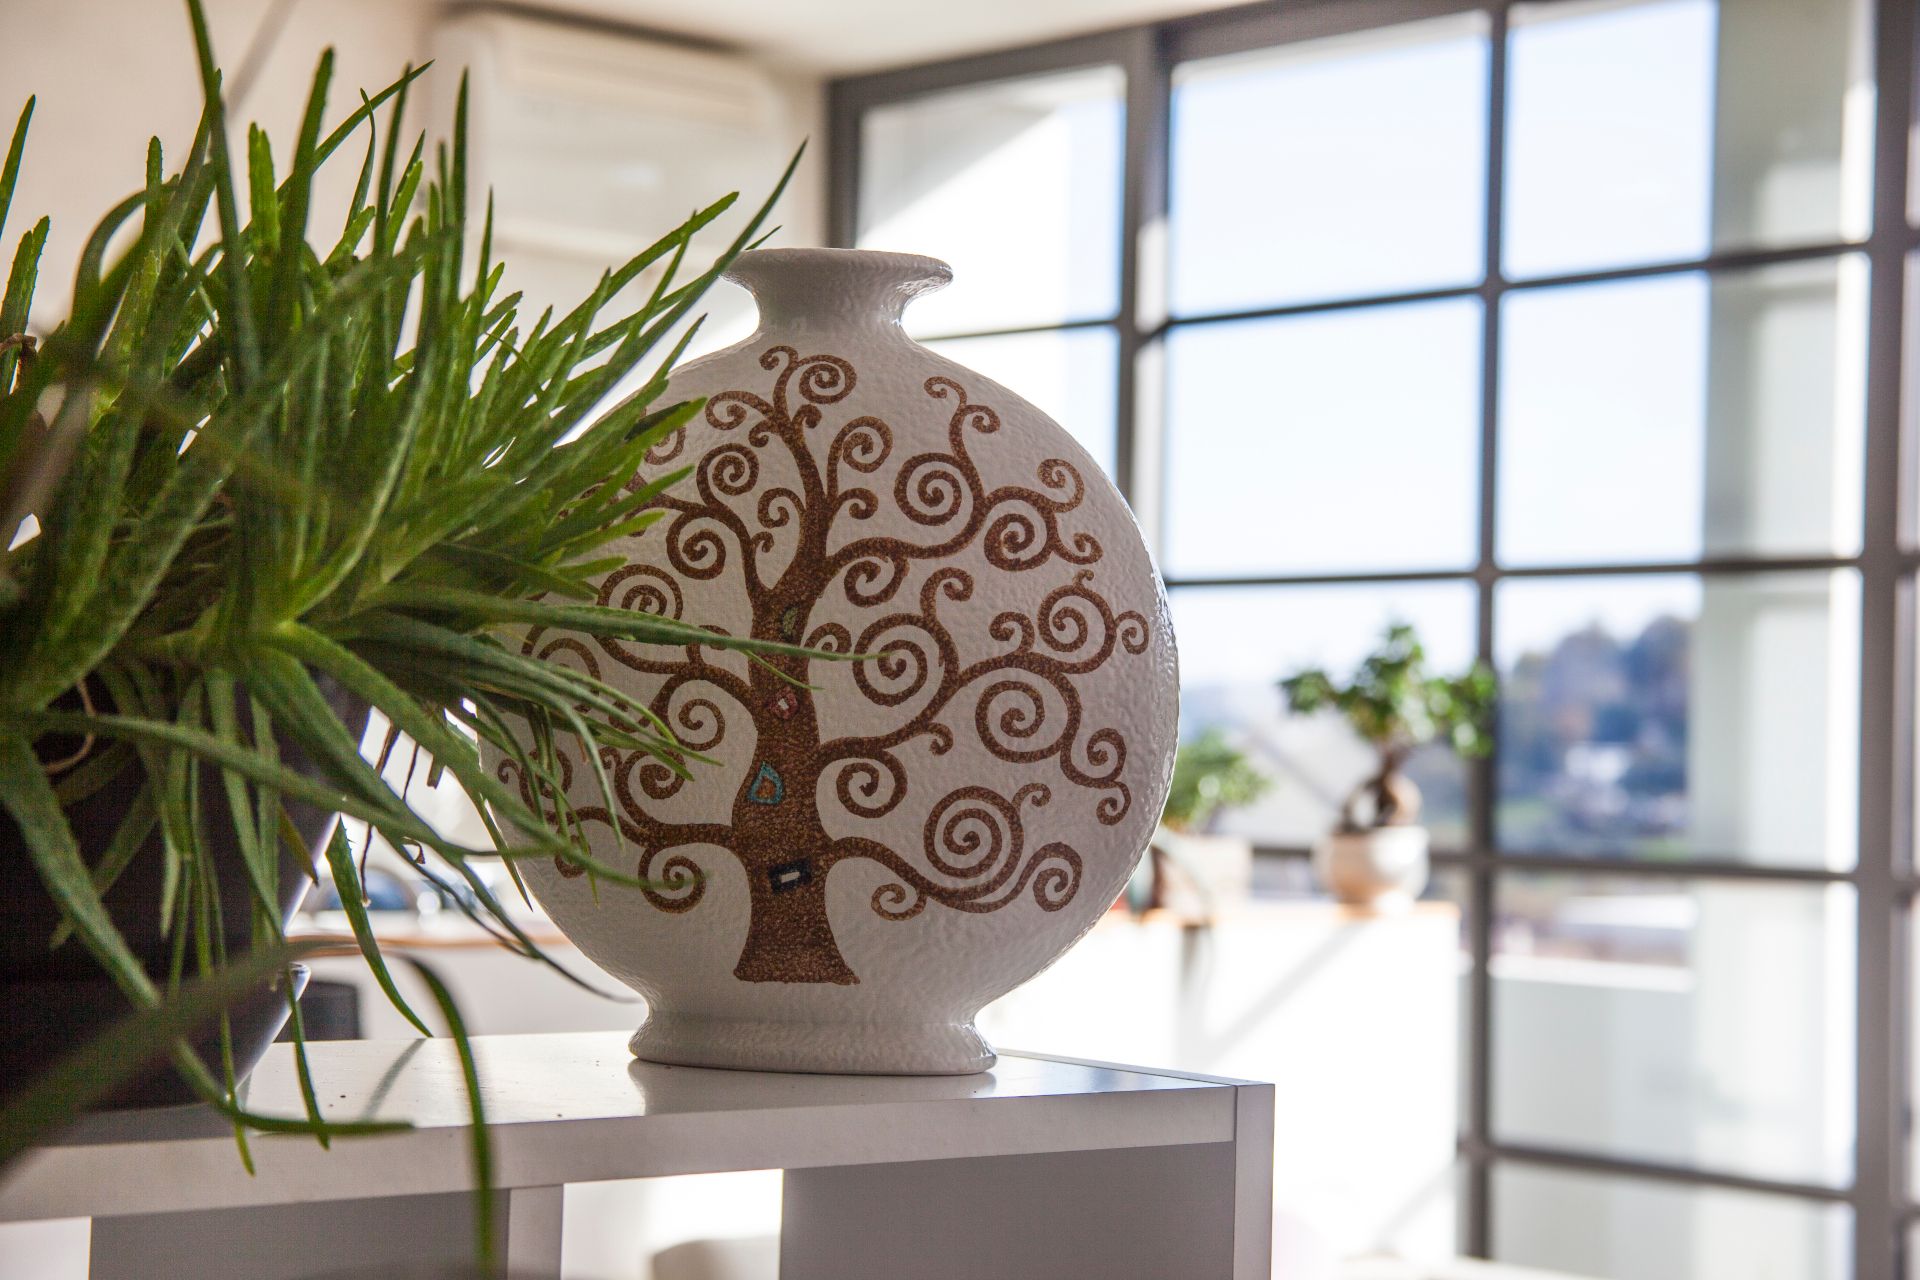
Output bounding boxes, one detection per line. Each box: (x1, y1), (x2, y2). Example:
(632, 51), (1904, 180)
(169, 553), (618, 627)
(1911, 70), (1920, 228)
(923, 327), (1118, 479)
(1499, 257), (1868, 566)
(1505, 0), (1715, 276)
(1170, 14), (1489, 315)
(857, 66), (1123, 336)
(1496, 573), (1859, 867)
(1906, 253), (1920, 553)
(1505, 0), (1871, 280)
(1170, 582), (1477, 849)
(1493, 1162), (1850, 1280)
(1163, 300), (1482, 578)
(1495, 874), (1856, 1187)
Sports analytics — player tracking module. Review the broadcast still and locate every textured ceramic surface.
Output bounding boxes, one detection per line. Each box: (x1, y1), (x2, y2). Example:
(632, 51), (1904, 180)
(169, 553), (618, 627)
(490, 248), (1178, 1074)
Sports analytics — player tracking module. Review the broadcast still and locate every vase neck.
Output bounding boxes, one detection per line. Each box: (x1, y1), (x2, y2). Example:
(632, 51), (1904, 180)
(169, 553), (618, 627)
(725, 248), (951, 333)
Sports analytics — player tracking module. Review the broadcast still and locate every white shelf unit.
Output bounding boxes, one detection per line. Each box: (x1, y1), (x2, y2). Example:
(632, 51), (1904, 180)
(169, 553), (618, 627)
(0, 1031), (1273, 1280)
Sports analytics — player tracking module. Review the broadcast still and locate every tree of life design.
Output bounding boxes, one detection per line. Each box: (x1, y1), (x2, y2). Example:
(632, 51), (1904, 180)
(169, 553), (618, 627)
(502, 345), (1152, 984)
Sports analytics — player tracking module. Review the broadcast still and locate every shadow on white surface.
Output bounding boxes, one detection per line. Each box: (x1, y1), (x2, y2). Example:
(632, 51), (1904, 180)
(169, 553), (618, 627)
(649, 1235), (779, 1280)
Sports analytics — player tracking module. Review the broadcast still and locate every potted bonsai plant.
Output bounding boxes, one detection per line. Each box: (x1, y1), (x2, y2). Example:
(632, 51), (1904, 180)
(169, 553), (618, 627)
(1142, 729), (1272, 919)
(0, 1), (809, 1239)
(1280, 623), (1494, 906)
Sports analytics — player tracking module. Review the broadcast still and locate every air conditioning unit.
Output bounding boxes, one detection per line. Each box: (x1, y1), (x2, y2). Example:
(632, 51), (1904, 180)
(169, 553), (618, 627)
(428, 11), (792, 267)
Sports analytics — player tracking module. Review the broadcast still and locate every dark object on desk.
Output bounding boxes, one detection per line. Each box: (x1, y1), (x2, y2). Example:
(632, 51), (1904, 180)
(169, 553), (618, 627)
(0, 680), (367, 1108)
(278, 978), (362, 1043)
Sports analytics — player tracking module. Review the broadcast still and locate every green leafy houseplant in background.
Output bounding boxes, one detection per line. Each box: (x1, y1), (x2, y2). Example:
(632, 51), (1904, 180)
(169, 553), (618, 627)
(1134, 729), (1272, 919)
(0, 0), (807, 1257)
(1161, 729), (1270, 835)
(1280, 622), (1496, 832)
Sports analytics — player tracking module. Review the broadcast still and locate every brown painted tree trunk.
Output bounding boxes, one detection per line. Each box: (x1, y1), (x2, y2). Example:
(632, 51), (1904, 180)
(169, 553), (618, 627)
(733, 859), (858, 985)
(726, 639), (861, 984)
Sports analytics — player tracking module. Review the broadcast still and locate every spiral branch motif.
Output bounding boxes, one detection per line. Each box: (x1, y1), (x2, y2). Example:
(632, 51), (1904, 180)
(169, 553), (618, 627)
(524, 632), (603, 717)
(844, 783), (1084, 921)
(821, 566), (1138, 827)
(831, 751), (909, 819)
(502, 744), (720, 894)
(636, 845), (707, 912)
(500, 752), (593, 880)
(497, 751), (572, 826)
(828, 415), (891, 500)
(600, 563), (684, 620)
(662, 507), (733, 582)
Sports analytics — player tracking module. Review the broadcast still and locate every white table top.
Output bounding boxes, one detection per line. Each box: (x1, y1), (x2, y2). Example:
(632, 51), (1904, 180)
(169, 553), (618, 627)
(1, 1032), (1259, 1223)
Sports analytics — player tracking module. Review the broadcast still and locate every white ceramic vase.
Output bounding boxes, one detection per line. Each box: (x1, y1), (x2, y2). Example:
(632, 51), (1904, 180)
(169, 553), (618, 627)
(492, 248), (1179, 1074)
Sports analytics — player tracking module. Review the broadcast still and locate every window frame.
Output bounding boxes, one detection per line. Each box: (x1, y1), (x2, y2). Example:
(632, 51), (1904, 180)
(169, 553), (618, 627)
(829, 0), (1920, 1274)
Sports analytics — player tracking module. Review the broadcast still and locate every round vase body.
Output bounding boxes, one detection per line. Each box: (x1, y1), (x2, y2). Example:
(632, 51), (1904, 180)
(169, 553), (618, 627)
(496, 249), (1179, 1074)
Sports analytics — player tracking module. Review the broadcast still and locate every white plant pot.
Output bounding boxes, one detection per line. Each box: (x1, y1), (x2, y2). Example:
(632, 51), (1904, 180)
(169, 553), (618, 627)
(1313, 825), (1430, 907)
(1150, 829), (1254, 920)
(487, 248), (1179, 1075)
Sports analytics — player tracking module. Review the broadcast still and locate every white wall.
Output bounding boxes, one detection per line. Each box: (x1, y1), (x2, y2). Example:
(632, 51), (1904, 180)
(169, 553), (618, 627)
(0, 0), (825, 333)
(1, 0), (431, 329)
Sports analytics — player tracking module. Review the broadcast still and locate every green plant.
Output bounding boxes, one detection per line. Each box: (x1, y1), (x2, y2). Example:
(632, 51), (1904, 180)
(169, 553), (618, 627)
(1280, 622), (1495, 830)
(0, 1), (806, 1257)
(1161, 729), (1270, 834)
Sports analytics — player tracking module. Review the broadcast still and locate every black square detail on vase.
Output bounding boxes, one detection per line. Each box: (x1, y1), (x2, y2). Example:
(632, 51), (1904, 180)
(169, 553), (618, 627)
(769, 859), (813, 894)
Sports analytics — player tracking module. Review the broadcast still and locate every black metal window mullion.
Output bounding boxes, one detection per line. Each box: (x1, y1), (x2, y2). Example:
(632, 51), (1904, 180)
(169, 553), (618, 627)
(824, 71), (862, 253)
(1161, 553), (1870, 591)
(1855, 1), (1917, 1276)
(1463, 2), (1509, 1255)
(910, 316), (1121, 345)
(1157, 237), (1878, 336)
(1114, 27), (1170, 510)
(829, 0), (1920, 1273)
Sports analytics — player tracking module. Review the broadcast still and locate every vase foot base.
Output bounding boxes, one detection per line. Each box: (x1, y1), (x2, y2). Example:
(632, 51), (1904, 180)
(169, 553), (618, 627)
(629, 1012), (994, 1076)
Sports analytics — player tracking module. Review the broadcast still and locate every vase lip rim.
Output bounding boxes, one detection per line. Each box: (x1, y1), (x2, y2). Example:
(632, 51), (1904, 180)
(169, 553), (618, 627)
(725, 246), (954, 293)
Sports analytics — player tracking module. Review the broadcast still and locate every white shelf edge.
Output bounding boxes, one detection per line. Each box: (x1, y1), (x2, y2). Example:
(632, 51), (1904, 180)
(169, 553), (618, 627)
(1, 1039), (1253, 1224)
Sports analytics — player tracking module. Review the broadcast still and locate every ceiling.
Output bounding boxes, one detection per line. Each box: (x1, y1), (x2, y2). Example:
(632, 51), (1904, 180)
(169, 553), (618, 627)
(469, 0), (1239, 75)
